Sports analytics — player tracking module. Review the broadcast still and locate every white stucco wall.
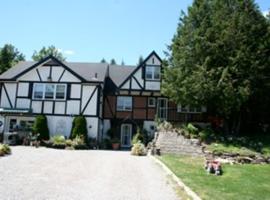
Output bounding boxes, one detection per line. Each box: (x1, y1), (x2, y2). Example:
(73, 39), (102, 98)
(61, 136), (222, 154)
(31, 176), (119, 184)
(17, 83), (29, 97)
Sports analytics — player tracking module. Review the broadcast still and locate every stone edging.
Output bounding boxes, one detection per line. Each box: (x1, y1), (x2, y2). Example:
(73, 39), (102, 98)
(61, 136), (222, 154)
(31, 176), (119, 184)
(149, 155), (201, 200)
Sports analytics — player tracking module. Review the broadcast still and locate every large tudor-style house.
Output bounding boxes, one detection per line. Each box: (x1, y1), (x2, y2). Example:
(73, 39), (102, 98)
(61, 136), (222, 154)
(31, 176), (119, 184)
(0, 51), (206, 147)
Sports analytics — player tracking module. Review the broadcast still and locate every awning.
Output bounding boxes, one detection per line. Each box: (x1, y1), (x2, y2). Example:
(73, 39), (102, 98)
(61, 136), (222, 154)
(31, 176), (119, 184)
(0, 108), (32, 114)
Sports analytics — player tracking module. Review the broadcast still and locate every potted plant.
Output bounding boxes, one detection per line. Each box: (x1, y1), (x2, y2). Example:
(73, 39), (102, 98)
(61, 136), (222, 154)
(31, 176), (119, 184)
(111, 138), (120, 150)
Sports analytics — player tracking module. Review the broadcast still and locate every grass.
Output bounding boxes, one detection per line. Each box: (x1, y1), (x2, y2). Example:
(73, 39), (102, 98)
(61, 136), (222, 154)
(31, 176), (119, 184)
(159, 154), (270, 200)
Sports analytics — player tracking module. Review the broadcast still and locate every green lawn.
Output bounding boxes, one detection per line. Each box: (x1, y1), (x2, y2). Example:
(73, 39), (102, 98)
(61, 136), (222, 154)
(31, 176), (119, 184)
(159, 154), (270, 200)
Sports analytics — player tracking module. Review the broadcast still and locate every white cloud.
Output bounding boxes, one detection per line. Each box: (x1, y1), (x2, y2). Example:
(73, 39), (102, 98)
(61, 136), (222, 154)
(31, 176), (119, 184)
(262, 10), (269, 17)
(56, 48), (75, 55)
(63, 50), (75, 55)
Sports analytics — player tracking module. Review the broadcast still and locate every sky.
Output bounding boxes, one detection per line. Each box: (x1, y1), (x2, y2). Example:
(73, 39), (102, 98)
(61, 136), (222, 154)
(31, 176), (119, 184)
(0, 0), (269, 65)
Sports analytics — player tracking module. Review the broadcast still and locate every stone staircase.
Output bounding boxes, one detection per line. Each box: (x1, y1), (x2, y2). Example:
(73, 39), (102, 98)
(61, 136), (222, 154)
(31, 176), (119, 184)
(154, 131), (203, 156)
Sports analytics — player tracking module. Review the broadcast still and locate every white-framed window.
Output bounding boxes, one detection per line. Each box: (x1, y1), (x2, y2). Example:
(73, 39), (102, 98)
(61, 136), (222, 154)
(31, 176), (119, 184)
(117, 96), (132, 111)
(33, 83), (44, 99)
(177, 104), (204, 113)
(33, 83), (67, 100)
(148, 97), (156, 107)
(145, 66), (160, 80)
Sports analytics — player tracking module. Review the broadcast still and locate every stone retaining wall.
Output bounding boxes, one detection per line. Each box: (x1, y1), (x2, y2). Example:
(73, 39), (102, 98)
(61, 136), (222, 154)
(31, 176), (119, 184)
(154, 131), (203, 156)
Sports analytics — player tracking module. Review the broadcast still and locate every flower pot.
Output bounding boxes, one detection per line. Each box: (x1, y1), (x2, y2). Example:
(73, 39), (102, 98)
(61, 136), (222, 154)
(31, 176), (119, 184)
(112, 143), (120, 150)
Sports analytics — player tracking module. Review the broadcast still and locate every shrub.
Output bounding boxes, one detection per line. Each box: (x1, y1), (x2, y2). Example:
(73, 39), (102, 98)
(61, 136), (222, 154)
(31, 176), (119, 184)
(157, 121), (173, 132)
(32, 115), (49, 141)
(132, 128), (144, 145)
(0, 144), (11, 156)
(51, 135), (66, 149)
(131, 141), (147, 156)
(100, 138), (112, 149)
(199, 128), (216, 142)
(187, 123), (199, 135)
(72, 135), (88, 150)
(70, 116), (88, 144)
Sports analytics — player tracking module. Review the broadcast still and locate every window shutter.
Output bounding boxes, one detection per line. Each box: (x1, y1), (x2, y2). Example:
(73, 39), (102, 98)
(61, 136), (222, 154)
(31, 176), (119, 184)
(66, 84), (71, 100)
(28, 83), (33, 98)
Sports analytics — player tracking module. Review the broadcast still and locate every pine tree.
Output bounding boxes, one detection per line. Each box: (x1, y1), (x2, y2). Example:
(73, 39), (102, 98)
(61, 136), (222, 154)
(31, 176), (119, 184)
(138, 56), (144, 65)
(110, 59), (116, 65)
(100, 58), (107, 63)
(162, 0), (270, 134)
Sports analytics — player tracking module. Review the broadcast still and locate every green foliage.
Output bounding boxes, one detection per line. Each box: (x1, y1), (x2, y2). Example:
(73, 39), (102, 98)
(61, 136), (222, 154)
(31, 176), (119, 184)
(131, 141), (147, 156)
(132, 128), (144, 145)
(187, 123), (199, 135)
(162, 0), (270, 133)
(51, 135), (66, 145)
(100, 58), (107, 63)
(32, 45), (66, 61)
(0, 44), (25, 74)
(138, 55), (144, 65)
(49, 135), (87, 150)
(70, 116), (88, 144)
(110, 58), (117, 65)
(32, 115), (50, 141)
(100, 138), (112, 149)
(198, 128), (216, 142)
(51, 135), (66, 149)
(0, 144), (11, 156)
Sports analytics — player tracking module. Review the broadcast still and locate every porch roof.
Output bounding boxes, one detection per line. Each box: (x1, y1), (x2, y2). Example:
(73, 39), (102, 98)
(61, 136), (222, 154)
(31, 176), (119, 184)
(0, 108), (32, 114)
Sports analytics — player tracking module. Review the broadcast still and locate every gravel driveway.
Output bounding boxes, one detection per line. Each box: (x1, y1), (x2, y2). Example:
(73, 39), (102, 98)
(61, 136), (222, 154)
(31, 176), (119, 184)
(0, 146), (179, 200)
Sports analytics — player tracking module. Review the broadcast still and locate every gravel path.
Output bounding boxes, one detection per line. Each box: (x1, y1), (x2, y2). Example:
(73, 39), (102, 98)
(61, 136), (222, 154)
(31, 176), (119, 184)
(0, 146), (179, 200)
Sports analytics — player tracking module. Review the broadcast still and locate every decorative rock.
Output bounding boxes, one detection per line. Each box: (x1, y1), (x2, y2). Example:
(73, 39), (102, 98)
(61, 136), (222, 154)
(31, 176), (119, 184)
(237, 156), (253, 164)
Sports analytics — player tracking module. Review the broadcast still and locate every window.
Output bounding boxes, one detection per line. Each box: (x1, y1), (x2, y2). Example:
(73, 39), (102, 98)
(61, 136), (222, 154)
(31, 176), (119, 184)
(117, 96), (132, 111)
(145, 66), (160, 80)
(33, 83), (44, 99)
(56, 85), (66, 99)
(33, 83), (66, 100)
(177, 104), (203, 113)
(45, 84), (55, 99)
(148, 97), (156, 107)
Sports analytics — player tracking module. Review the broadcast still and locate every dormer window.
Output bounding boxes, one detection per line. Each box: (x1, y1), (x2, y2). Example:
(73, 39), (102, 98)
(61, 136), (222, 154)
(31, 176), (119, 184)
(145, 66), (160, 80)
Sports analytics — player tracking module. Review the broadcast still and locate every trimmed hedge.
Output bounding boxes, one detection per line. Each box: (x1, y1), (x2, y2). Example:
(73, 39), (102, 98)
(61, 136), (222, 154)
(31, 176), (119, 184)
(70, 116), (88, 144)
(32, 115), (49, 141)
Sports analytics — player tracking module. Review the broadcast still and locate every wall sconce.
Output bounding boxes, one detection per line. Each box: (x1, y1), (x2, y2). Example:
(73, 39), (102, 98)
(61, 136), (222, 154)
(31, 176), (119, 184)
(89, 125), (92, 129)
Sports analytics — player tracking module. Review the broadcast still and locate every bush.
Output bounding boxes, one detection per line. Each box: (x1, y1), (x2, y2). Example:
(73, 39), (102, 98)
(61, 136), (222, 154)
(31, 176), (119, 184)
(199, 128), (216, 142)
(100, 138), (112, 149)
(32, 115), (49, 141)
(157, 121), (173, 132)
(132, 128), (144, 145)
(72, 135), (88, 150)
(0, 144), (11, 156)
(70, 116), (88, 144)
(187, 123), (199, 135)
(131, 141), (147, 156)
(51, 135), (66, 149)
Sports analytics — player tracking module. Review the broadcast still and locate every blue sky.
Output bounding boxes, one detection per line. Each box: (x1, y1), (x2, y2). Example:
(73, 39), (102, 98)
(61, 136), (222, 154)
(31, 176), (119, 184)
(0, 0), (269, 64)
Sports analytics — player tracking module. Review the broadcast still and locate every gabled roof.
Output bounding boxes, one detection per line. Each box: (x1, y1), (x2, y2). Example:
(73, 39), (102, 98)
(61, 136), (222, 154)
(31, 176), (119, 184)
(0, 51), (162, 85)
(0, 56), (108, 83)
(108, 64), (136, 86)
(118, 51), (162, 88)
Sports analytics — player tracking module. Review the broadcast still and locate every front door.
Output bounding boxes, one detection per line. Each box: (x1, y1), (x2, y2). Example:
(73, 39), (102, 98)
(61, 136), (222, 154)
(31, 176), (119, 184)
(121, 124), (132, 147)
(157, 98), (168, 120)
